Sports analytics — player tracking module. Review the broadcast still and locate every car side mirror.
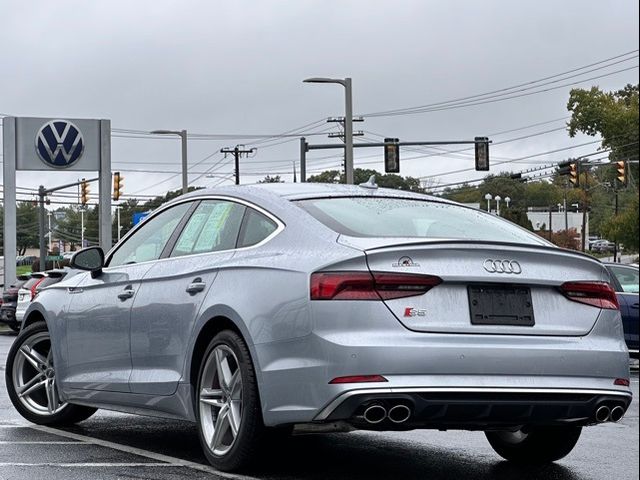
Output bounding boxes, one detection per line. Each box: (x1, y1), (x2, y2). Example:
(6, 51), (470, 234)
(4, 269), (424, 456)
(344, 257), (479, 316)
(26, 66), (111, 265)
(70, 247), (105, 278)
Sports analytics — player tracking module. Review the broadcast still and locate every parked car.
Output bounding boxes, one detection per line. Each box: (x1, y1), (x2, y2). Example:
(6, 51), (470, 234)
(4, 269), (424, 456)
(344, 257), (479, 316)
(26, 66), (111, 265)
(6, 184), (632, 471)
(604, 263), (639, 356)
(1, 275), (32, 332)
(9, 274), (46, 326)
(590, 240), (615, 253)
(15, 270), (69, 324)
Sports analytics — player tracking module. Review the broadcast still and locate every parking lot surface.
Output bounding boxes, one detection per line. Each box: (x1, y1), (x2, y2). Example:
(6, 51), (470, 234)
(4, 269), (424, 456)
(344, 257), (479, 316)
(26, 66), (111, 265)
(0, 329), (638, 480)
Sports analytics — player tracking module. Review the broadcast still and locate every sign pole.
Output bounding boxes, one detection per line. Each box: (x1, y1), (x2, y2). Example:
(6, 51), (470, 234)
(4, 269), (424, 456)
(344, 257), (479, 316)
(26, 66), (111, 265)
(38, 186), (47, 271)
(2, 117), (17, 286)
(99, 119), (112, 253)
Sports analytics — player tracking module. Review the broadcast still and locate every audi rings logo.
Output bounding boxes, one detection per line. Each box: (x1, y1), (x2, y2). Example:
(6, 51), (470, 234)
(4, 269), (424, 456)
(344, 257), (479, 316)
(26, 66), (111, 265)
(35, 120), (84, 168)
(483, 259), (522, 274)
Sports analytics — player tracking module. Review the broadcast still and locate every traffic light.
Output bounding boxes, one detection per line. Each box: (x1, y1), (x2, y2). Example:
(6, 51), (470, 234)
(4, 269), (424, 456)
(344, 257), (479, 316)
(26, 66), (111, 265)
(557, 161), (572, 176)
(113, 171), (124, 201)
(80, 179), (90, 206)
(384, 138), (400, 173)
(569, 162), (579, 188)
(616, 161), (626, 186)
(474, 137), (489, 171)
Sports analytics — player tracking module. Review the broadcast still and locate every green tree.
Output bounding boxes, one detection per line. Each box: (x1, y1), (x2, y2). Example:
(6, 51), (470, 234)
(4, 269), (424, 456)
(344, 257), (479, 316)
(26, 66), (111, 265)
(501, 207), (534, 231)
(567, 84), (639, 160)
(258, 175), (284, 183)
(601, 196), (639, 252)
(308, 168), (424, 192)
(16, 202), (40, 255)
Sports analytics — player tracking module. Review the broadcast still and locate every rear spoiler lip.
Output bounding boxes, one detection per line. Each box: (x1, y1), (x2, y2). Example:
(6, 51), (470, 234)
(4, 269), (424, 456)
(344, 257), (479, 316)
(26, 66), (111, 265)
(357, 238), (603, 264)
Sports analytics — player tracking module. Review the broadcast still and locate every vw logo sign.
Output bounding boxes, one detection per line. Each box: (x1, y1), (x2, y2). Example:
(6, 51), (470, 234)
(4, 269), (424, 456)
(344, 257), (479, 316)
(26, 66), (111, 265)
(483, 259), (522, 274)
(35, 119), (84, 168)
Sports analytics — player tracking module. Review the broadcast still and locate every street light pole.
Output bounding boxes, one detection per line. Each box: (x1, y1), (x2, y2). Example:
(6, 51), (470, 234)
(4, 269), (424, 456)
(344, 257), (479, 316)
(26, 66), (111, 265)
(150, 129), (189, 194)
(484, 193), (492, 212)
(303, 77), (354, 184)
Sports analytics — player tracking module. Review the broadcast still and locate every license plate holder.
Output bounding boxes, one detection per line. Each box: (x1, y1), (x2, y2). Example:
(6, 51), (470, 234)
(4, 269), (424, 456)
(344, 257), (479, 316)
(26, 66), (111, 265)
(468, 285), (535, 326)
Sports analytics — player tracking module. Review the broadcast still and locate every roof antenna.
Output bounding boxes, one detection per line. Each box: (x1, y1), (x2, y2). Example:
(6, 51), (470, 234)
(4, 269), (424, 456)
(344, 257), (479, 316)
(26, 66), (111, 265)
(359, 175), (378, 189)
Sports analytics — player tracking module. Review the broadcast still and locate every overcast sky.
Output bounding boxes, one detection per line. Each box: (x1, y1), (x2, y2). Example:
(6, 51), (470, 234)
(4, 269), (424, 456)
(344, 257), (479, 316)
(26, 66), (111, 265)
(1, 0), (638, 206)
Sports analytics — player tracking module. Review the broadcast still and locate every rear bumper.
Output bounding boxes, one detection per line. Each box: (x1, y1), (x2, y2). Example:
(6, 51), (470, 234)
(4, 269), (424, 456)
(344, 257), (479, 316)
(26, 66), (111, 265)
(315, 386), (632, 429)
(255, 302), (631, 427)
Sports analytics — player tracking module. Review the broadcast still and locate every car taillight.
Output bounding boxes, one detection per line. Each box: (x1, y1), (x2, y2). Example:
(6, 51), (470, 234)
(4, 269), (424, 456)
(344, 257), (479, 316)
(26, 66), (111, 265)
(559, 281), (619, 310)
(30, 278), (45, 300)
(329, 375), (388, 384)
(310, 271), (442, 300)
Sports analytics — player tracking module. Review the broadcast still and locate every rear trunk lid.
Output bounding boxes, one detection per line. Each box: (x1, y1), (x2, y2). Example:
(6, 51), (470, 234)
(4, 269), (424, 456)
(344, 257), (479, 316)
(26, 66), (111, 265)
(360, 239), (610, 336)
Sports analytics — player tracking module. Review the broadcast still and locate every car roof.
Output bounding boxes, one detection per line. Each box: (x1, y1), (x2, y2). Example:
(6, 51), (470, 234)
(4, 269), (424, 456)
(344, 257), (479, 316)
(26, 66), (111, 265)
(178, 182), (454, 203)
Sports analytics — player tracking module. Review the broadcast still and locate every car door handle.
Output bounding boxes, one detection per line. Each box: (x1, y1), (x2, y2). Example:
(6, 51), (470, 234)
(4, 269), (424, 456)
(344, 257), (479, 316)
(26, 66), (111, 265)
(186, 279), (206, 294)
(118, 287), (135, 301)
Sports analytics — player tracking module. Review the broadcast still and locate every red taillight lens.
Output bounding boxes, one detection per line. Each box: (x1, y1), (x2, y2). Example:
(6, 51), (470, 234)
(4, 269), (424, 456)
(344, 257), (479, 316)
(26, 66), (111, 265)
(559, 281), (619, 310)
(614, 378), (630, 387)
(30, 278), (45, 299)
(329, 375), (388, 384)
(310, 271), (441, 300)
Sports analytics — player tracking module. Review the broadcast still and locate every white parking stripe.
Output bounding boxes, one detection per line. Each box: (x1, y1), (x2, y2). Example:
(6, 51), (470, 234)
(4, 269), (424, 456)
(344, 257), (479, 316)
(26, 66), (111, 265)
(0, 441), (85, 445)
(30, 425), (256, 480)
(0, 463), (178, 467)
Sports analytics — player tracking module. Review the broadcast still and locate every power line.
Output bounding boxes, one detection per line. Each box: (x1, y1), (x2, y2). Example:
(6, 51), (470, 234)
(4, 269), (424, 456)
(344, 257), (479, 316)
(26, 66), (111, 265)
(361, 49), (639, 117)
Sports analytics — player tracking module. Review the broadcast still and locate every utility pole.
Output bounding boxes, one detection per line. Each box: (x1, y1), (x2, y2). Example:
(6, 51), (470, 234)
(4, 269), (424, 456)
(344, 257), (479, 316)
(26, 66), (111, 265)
(81, 209), (85, 248)
(220, 145), (256, 185)
(115, 206), (122, 242)
(38, 186), (46, 271)
(613, 189), (619, 262)
(548, 206), (553, 241)
(47, 211), (52, 252)
(563, 181), (569, 230)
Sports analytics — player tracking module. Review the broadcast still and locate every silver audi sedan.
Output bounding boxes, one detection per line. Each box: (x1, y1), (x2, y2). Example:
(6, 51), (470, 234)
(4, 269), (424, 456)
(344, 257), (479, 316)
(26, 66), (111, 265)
(6, 182), (632, 471)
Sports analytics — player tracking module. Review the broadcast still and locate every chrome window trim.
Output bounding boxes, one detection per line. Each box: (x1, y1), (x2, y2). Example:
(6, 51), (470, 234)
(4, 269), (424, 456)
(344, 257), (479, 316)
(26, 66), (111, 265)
(105, 195), (285, 269)
(313, 387), (633, 421)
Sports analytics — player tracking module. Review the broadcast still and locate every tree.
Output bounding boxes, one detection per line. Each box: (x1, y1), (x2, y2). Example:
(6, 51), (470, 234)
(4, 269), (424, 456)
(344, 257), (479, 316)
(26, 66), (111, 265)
(601, 196), (639, 252)
(567, 84), (639, 160)
(307, 168), (424, 192)
(500, 207), (534, 231)
(258, 175), (284, 183)
(16, 202), (40, 255)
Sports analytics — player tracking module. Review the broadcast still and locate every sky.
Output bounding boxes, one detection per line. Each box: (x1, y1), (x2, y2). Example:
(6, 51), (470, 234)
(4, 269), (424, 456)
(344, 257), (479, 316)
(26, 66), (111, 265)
(1, 0), (639, 207)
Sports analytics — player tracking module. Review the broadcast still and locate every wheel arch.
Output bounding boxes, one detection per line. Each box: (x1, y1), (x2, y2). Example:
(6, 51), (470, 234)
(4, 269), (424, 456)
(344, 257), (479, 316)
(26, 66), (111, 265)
(187, 306), (262, 403)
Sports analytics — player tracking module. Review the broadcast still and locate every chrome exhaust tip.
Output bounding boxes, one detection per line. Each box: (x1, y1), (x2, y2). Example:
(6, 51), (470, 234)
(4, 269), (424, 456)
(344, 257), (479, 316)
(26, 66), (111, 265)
(610, 406), (625, 422)
(387, 404), (412, 424)
(363, 404), (387, 424)
(595, 405), (611, 423)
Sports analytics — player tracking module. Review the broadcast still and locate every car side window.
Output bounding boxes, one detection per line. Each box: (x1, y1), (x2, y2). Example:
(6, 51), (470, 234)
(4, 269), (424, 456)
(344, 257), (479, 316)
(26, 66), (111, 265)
(237, 208), (278, 248)
(609, 266), (640, 294)
(171, 200), (245, 257)
(109, 202), (192, 267)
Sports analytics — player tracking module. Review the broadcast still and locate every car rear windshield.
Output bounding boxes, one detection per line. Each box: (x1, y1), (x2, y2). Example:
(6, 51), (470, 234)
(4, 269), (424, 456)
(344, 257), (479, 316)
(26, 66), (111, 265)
(296, 196), (549, 245)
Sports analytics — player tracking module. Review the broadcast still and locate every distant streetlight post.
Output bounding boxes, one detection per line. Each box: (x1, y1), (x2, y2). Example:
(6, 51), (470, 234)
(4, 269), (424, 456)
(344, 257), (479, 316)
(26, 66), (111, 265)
(303, 77), (354, 184)
(484, 193), (492, 212)
(150, 129), (188, 194)
(495, 195), (502, 215)
(505, 197), (511, 208)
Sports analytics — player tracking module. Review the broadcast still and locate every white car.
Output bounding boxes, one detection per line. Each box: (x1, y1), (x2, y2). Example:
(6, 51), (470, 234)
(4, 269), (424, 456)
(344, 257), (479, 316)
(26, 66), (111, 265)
(15, 271), (68, 323)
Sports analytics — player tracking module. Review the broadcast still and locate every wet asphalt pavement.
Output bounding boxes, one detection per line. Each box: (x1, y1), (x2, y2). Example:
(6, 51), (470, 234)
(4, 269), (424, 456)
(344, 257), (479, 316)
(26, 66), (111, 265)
(0, 328), (638, 480)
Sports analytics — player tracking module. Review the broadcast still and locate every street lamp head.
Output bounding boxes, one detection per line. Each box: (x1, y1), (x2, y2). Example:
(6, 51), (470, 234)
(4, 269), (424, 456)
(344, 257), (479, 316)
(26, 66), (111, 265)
(484, 193), (493, 200)
(303, 77), (345, 86)
(495, 195), (502, 201)
(505, 196), (511, 203)
(150, 129), (182, 135)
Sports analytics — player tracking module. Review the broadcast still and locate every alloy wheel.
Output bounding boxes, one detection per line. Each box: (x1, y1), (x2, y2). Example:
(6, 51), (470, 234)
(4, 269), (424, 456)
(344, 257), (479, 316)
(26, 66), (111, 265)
(11, 331), (67, 416)
(199, 345), (243, 456)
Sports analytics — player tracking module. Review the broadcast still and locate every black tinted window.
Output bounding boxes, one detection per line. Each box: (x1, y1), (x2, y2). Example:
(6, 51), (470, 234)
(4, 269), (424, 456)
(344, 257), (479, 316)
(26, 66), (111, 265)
(238, 209), (278, 248)
(171, 201), (245, 257)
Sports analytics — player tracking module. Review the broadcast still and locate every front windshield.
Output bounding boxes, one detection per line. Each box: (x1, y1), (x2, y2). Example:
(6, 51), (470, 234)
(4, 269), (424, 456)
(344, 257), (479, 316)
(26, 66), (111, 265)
(297, 196), (550, 246)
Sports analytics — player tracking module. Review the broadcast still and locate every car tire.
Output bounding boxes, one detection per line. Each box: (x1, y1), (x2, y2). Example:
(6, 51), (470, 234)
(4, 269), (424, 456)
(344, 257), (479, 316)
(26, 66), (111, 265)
(5, 321), (97, 425)
(196, 330), (265, 472)
(485, 426), (582, 464)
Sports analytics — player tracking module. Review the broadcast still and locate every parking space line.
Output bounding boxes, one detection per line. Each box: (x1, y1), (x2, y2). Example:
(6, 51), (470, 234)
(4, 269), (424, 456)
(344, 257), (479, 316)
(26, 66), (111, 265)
(30, 425), (257, 480)
(0, 463), (179, 467)
(0, 441), (85, 445)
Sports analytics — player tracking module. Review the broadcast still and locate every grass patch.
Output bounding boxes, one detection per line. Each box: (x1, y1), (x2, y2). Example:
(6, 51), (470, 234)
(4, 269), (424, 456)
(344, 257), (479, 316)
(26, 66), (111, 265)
(16, 265), (33, 276)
